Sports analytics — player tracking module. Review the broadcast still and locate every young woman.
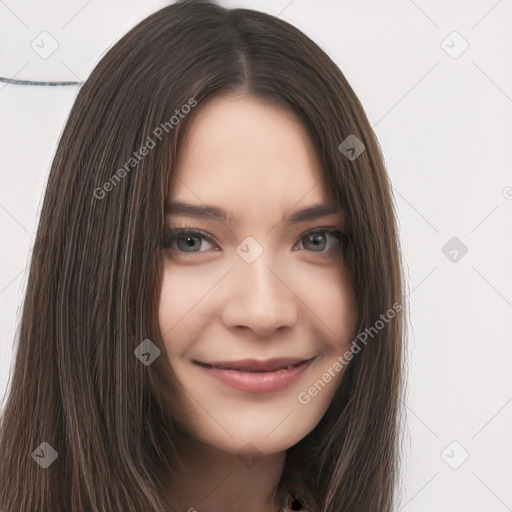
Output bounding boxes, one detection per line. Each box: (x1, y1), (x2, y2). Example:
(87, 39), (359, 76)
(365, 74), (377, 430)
(0, 1), (407, 510)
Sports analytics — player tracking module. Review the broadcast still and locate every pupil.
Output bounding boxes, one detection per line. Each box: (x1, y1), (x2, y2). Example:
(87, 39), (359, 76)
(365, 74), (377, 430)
(179, 235), (199, 251)
(307, 234), (325, 251)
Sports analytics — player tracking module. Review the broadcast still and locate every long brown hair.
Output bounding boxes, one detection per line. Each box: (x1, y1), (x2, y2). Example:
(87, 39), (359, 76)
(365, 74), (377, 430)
(0, 1), (407, 510)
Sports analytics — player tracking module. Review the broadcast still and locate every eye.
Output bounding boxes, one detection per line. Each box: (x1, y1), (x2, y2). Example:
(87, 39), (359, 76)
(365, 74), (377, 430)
(161, 228), (218, 253)
(294, 228), (346, 253)
(161, 227), (347, 255)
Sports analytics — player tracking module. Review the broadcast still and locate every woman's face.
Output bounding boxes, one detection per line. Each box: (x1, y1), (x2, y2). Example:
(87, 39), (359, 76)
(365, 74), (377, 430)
(158, 94), (358, 456)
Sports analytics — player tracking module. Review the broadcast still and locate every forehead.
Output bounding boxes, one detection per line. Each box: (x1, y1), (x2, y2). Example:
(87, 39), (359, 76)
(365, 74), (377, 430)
(169, 95), (329, 207)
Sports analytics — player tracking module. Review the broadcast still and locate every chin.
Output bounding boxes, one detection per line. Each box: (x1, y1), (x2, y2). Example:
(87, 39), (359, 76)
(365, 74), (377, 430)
(185, 409), (320, 457)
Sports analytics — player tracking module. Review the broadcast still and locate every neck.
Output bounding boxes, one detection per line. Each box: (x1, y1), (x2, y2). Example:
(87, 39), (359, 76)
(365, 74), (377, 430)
(165, 430), (286, 512)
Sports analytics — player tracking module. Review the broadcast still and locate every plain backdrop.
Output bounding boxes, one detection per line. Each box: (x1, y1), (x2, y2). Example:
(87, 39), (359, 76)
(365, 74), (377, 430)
(1, 1), (511, 510)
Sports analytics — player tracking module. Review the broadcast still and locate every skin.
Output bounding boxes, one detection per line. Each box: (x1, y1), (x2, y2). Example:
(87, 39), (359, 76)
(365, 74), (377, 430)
(158, 94), (358, 512)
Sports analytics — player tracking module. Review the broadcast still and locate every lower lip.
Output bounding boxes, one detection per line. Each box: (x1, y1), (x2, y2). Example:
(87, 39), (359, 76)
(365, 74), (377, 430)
(194, 359), (315, 394)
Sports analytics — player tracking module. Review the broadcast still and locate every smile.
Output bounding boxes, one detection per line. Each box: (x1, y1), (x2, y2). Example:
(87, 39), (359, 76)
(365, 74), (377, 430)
(192, 356), (316, 393)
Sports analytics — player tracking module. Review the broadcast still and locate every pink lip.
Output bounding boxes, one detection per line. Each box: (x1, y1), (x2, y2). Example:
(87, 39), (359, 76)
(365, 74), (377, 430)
(193, 357), (315, 394)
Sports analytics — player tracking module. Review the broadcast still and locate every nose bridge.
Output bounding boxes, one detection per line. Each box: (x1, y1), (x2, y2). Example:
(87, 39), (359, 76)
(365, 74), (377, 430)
(222, 243), (298, 334)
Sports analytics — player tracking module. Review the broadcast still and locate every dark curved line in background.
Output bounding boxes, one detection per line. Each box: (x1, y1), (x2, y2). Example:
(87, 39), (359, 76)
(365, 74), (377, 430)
(0, 76), (83, 86)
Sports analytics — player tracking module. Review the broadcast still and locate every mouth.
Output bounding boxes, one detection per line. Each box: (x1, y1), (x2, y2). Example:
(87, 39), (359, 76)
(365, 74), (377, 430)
(192, 356), (316, 373)
(192, 356), (317, 394)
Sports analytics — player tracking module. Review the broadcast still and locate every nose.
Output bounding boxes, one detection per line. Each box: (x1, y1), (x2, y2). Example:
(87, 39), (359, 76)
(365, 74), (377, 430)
(221, 253), (298, 337)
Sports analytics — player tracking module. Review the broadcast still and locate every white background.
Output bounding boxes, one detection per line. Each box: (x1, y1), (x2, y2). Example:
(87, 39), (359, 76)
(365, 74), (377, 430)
(1, 1), (511, 510)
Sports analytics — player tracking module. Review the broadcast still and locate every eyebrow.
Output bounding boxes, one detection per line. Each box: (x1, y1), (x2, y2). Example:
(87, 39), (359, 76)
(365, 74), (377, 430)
(164, 200), (341, 226)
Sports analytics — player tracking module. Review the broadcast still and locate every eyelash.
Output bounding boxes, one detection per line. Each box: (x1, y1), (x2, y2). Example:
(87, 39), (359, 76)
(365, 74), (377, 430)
(161, 227), (347, 256)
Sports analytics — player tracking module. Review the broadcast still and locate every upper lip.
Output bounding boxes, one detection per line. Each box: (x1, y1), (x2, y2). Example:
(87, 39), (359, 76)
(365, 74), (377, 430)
(192, 356), (315, 372)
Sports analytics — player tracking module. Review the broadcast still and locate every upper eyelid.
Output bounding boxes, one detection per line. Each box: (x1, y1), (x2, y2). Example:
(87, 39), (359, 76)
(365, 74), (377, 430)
(164, 225), (342, 237)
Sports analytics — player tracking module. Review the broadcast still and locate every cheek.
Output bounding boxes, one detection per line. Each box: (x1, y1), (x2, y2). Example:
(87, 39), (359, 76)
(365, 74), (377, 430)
(159, 260), (225, 332)
(157, 264), (218, 355)
(297, 263), (358, 348)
